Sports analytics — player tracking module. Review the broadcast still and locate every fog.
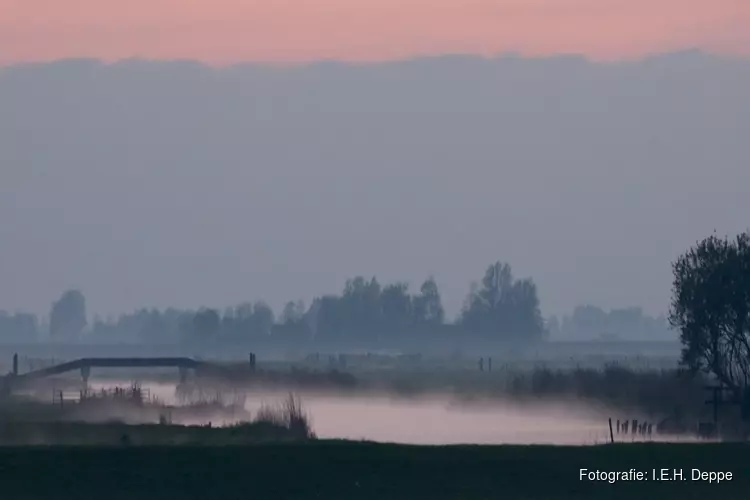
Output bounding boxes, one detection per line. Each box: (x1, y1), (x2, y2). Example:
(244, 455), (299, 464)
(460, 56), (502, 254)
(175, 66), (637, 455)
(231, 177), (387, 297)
(86, 379), (633, 445)
(1, 51), (749, 321)
(278, 395), (611, 445)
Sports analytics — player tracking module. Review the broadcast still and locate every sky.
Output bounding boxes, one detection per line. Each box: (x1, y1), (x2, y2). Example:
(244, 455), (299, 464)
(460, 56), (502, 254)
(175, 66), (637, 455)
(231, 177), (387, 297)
(1, 0), (749, 65)
(0, 2), (749, 321)
(1, 53), (749, 320)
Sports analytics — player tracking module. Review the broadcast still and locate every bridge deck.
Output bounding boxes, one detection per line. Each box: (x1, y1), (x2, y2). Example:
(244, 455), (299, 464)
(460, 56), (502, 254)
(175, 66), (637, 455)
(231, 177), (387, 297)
(13, 357), (205, 381)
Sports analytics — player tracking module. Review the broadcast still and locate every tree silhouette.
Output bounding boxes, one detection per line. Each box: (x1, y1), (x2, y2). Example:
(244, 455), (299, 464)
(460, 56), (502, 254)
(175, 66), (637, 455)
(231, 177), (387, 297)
(460, 262), (544, 340)
(413, 277), (445, 326)
(380, 282), (412, 333)
(669, 231), (750, 393)
(49, 289), (87, 340)
(250, 301), (275, 336)
(281, 300), (306, 326)
(192, 308), (220, 339)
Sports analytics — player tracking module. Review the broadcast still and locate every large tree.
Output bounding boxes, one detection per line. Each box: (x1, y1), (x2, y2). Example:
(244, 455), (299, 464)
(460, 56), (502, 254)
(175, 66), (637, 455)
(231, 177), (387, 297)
(192, 308), (220, 340)
(250, 301), (275, 336)
(49, 289), (87, 340)
(669, 231), (750, 393)
(380, 282), (413, 333)
(340, 276), (382, 337)
(413, 277), (445, 326)
(280, 300), (306, 326)
(460, 262), (545, 340)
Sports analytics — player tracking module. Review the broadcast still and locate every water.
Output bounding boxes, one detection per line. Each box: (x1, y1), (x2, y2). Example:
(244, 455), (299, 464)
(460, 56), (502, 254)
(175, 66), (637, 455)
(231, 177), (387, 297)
(280, 394), (612, 444)
(86, 379), (619, 444)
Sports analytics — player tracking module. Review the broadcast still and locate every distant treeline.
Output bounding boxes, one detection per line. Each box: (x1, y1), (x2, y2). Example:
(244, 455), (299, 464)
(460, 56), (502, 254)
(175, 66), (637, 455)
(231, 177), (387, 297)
(0, 261), (670, 345)
(547, 305), (673, 341)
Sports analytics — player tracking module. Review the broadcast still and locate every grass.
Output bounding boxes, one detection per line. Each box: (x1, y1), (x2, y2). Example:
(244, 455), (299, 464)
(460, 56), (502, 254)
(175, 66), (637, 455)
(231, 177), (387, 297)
(253, 392), (315, 439)
(0, 442), (749, 499)
(0, 388), (315, 445)
(0, 420), (309, 446)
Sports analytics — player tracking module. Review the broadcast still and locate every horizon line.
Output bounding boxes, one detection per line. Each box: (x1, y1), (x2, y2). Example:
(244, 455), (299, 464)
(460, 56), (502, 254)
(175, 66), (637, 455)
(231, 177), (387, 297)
(2, 47), (748, 71)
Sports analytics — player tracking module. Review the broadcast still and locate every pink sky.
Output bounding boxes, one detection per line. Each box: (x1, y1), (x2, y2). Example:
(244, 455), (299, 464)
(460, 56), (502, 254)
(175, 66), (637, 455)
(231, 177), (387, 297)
(1, 0), (748, 65)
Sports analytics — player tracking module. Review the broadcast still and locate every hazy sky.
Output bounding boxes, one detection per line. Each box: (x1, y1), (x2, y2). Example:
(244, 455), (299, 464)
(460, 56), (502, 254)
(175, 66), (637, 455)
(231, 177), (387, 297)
(1, 53), (749, 320)
(1, 0), (749, 65)
(1, 2), (749, 322)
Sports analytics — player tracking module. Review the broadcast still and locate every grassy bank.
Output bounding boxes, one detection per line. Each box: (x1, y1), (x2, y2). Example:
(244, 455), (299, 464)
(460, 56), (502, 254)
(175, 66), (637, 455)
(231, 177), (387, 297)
(0, 392), (315, 445)
(0, 420), (310, 446)
(0, 442), (748, 499)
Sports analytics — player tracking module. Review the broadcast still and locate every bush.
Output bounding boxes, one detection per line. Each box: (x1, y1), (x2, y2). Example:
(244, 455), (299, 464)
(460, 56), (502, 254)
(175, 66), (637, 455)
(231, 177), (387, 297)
(253, 393), (315, 439)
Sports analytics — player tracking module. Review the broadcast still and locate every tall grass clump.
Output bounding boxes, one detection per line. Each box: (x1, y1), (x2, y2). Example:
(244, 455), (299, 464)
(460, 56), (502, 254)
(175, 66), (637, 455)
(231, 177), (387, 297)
(254, 393), (315, 439)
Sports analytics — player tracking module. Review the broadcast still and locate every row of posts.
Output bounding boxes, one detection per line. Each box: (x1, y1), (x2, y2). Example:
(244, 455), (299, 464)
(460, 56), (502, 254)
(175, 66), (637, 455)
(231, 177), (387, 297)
(616, 418), (653, 437)
(297, 353), (497, 373)
(303, 353), (496, 372)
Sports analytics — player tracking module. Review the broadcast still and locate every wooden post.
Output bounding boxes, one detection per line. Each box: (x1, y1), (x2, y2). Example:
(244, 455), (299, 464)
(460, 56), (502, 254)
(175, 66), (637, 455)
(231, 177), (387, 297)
(608, 418), (614, 443)
(710, 386), (720, 424)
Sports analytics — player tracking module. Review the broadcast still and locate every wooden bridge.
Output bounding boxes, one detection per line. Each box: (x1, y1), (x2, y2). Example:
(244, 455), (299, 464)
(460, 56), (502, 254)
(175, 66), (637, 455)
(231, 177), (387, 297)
(2, 355), (213, 393)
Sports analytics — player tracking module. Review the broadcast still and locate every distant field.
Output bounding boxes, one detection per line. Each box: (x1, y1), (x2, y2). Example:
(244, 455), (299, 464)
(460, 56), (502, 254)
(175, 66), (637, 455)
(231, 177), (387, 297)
(0, 442), (747, 500)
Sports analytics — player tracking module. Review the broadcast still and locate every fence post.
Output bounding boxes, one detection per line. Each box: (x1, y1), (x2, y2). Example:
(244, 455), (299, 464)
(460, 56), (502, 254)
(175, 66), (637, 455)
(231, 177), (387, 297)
(608, 418), (614, 443)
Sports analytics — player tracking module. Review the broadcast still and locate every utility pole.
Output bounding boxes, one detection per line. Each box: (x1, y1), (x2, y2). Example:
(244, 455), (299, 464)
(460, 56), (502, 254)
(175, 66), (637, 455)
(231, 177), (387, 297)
(705, 385), (722, 425)
(703, 384), (741, 430)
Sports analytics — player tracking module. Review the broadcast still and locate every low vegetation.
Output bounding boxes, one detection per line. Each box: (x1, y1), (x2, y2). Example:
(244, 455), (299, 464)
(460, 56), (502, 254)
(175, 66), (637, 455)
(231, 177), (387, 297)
(0, 420), (309, 446)
(0, 442), (749, 499)
(0, 386), (315, 445)
(254, 393), (315, 439)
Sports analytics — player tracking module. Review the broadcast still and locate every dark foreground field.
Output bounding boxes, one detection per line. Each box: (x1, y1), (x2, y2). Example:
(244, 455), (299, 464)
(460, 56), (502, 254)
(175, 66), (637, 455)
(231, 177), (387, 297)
(0, 442), (748, 500)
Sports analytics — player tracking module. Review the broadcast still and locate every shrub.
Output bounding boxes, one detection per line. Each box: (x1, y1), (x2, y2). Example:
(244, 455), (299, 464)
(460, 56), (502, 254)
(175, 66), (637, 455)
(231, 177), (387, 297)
(253, 393), (315, 439)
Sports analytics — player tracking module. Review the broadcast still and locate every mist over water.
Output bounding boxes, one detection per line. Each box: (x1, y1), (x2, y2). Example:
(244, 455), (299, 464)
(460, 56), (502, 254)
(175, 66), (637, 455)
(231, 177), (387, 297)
(88, 379), (619, 444)
(286, 395), (612, 445)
